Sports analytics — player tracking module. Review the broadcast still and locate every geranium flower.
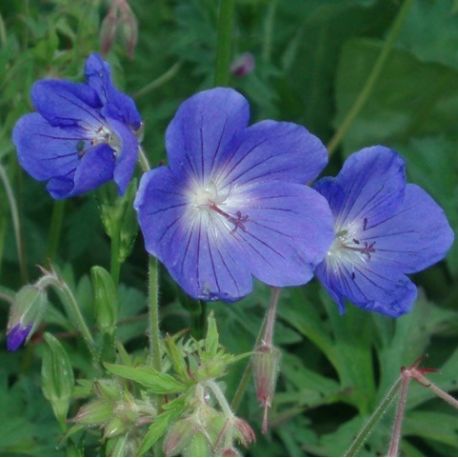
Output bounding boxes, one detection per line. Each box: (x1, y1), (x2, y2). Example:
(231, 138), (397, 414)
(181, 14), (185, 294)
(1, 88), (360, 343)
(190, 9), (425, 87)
(12, 53), (141, 199)
(135, 88), (334, 301)
(315, 146), (454, 317)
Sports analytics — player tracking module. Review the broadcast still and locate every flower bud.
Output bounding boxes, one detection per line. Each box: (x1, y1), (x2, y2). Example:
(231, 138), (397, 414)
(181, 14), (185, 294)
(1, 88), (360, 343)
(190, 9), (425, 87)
(234, 417), (256, 447)
(163, 418), (196, 457)
(73, 399), (113, 425)
(91, 266), (118, 335)
(230, 52), (255, 77)
(251, 344), (281, 433)
(6, 285), (47, 351)
(119, 0), (138, 59)
(184, 432), (211, 457)
(100, 8), (118, 56)
(222, 447), (241, 457)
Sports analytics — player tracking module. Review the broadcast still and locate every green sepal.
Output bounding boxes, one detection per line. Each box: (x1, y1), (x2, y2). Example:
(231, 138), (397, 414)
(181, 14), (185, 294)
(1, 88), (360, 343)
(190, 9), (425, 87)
(41, 332), (75, 427)
(91, 265), (118, 335)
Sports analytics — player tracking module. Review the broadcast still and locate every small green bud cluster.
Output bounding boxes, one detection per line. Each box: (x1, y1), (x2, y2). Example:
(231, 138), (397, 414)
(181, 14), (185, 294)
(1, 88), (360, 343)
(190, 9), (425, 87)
(73, 378), (156, 440)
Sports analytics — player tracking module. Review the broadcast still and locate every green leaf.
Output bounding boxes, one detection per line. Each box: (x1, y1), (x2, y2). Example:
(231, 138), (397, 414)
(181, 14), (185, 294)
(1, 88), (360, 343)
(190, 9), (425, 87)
(41, 333), (75, 426)
(104, 363), (188, 394)
(398, 0), (458, 70)
(403, 411), (458, 447)
(334, 39), (458, 153)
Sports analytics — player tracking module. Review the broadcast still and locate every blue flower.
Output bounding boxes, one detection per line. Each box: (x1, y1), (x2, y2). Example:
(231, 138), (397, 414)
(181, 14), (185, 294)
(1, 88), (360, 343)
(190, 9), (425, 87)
(314, 146), (454, 317)
(12, 53), (141, 199)
(7, 323), (32, 352)
(135, 88), (334, 301)
(6, 284), (47, 351)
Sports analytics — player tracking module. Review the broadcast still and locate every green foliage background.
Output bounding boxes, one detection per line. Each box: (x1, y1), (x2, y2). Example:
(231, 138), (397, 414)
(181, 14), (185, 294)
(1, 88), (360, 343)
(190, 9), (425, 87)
(0, 0), (457, 456)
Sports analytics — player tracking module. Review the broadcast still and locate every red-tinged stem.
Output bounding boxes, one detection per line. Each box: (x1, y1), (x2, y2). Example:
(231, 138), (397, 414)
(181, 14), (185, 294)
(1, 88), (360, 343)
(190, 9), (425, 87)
(387, 371), (411, 457)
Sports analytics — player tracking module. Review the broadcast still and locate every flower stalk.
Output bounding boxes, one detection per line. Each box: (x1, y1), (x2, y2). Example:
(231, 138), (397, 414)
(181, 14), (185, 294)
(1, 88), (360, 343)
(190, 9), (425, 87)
(46, 200), (65, 261)
(214, 0), (235, 86)
(344, 377), (402, 457)
(0, 163), (28, 282)
(148, 256), (161, 371)
(327, 0), (413, 154)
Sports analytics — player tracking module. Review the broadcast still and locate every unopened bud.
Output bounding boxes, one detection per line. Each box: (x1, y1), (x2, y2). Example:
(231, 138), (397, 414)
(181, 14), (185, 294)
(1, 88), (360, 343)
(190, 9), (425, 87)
(119, 0), (138, 59)
(222, 447), (241, 457)
(73, 399), (113, 425)
(104, 416), (126, 438)
(7, 285), (47, 351)
(230, 52), (255, 77)
(99, 0), (138, 58)
(234, 417), (256, 447)
(100, 8), (118, 56)
(184, 432), (211, 457)
(163, 418), (196, 457)
(252, 344), (281, 434)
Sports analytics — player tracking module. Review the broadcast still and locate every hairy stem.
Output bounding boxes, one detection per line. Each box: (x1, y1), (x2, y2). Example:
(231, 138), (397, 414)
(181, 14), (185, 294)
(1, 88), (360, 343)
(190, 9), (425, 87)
(110, 222), (121, 285)
(344, 377), (402, 456)
(214, 0), (235, 86)
(134, 61), (182, 99)
(0, 163), (28, 283)
(387, 374), (411, 457)
(327, 0), (413, 154)
(46, 200), (65, 261)
(148, 256), (161, 371)
(138, 146), (151, 173)
(412, 370), (458, 409)
(262, 0), (277, 63)
(42, 273), (99, 365)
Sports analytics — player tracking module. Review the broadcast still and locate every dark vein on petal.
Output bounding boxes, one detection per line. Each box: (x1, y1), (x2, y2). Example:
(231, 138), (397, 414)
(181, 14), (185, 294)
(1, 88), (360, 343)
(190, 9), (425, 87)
(157, 214), (185, 243)
(243, 230), (286, 259)
(216, 244), (240, 294)
(206, 231), (221, 294)
(59, 93), (104, 124)
(146, 202), (187, 217)
(209, 117), (227, 173)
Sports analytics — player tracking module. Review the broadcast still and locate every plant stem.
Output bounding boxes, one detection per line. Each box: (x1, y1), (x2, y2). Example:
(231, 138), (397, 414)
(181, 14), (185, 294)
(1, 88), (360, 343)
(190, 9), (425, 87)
(0, 163), (28, 283)
(344, 376), (402, 457)
(46, 275), (99, 365)
(326, 0), (413, 154)
(387, 374), (411, 457)
(138, 146), (151, 173)
(148, 256), (161, 371)
(110, 221), (121, 285)
(214, 0), (235, 86)
(262, 0), (277, 63)
(231, 287), (281, 412)
(262, 287), (281, 346)
(207, 380), (234, 419)
(46, 200), (65, 261)
(134, 61), (182, 99)
(412, 371), (458, 409)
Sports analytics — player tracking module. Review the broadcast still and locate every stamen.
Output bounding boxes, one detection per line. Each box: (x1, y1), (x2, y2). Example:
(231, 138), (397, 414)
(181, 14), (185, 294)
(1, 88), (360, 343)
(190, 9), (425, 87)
(363, 217), (368, 231)
(208, 201), (248, 232)
(342, 240), (376, 260)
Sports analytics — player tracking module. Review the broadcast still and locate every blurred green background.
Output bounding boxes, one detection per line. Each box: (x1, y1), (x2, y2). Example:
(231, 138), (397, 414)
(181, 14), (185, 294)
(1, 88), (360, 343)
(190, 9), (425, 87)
(0, 0), (457, 456)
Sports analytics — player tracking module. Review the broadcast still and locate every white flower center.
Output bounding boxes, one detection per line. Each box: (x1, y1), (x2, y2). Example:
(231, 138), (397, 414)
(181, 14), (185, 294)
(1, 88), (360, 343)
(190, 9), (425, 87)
(186, 179), (248, 234)
(326, 219), (376, 274)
